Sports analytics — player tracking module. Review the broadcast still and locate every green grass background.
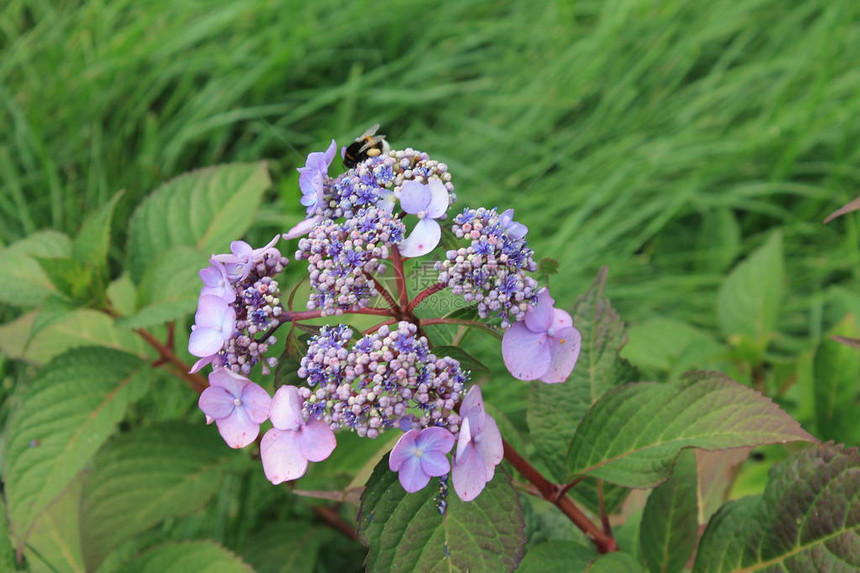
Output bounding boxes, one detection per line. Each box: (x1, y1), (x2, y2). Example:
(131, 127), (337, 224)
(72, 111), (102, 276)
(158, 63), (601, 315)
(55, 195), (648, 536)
(1, 0), (859, 565)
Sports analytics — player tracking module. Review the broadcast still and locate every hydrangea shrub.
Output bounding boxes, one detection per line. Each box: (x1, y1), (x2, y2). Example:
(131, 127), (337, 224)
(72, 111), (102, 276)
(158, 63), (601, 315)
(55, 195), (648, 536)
(0, 137), (857, 573)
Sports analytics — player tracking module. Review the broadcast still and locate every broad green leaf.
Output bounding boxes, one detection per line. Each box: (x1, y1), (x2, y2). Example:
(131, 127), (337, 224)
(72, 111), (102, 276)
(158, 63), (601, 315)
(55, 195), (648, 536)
(23, 474), (86, 573)
(813, 314), (860, 444)
(695, 448), (750, 524)
(242, 522), (329, 573)
(35, 256), (93, 301)
(73, 189), (124, 269)
(0, 309), (150, 366)
(28, 294), (78, 343)
(432, 345), (490, 373)
(623, 317), (727, 379)
(639, 450), (698, 573)
(566, 371), (815, 488)
(106, 273), (138, 316)
(695, 207), (740, 274)
(81, 422), (235, 571)
(358, 456), (525, 573)
(127, 162), (270, 282)
(0, 499), (16, 573)
(0, 230), (72, 307)
(529, 268), (637, 482)
(518, 541), (594, 573)
(117, 541), (254, 573)
(717, 232), (784, 349)
(119, 246), (202, 329)
(694, 443), (860, 573)
(587, 552), (645, 572)
(4, 348), (150, 546)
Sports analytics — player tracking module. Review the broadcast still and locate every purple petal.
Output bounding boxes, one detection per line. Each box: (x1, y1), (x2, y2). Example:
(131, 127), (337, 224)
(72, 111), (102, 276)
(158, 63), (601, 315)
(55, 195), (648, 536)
(524, 288), (554, 333)
(261, 428), (308, 484)
(389, 429), (419, 471)
(398, 456), (431, 493)
(425, 179), (449, 219)
(199, 265), (223, 287)
(298, 418), (337, 462)
(208, 368), (247, 397)
(399, 180), (431, 214)
(502, 323), (551, 380)
(323, 139), (337, 165)
(195, 295), (230, 330)
(198, 386), (235, 420)
(420, 451), (451, 477)
(218, 306), (236, 338)
(231, 241), (253, 259)
(188, 327), (225, 357)
(398, 218), (441, 258)
(283, 216), (323, 240)
(540, 326), (582, 384)
(415, 426), (455, 454)
(215, 407), (259, 448)
(459, 385), (484, 417)
(241, 382), (272, 424)
(552, 308), (573, 330)
(269, 385), (302, 431)
(189, 355), (215, 374)
(455, 416), (472, 462)
(452, 444), (489, 502)
(475, 414), (504, 469)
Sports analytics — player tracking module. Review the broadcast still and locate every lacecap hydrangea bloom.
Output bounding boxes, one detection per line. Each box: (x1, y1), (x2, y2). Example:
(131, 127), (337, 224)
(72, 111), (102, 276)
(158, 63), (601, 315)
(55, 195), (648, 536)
(189, 129), (581, 501)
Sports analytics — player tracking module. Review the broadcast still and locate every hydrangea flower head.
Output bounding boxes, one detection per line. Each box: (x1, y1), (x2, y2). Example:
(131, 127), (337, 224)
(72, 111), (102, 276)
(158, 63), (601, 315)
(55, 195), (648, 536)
(297, 139), (337, 215)
(451, 386), (503, 501)
(398, 179), (449, 257)
(389, 426), (455, 492)
(502, 288), (581, 383)
(198, 369), (271, 448)
(213, 235), (281, 282)
(261, 385), (337, 484)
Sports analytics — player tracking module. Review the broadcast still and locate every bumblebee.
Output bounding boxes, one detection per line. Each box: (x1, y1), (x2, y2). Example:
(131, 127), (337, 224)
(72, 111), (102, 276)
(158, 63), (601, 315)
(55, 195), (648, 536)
(343, 124), (390, 168)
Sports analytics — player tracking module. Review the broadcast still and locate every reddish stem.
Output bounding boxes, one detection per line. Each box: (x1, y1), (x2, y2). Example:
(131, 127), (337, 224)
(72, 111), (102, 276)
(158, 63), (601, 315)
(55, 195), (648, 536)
(133, 327), (208, 394)
(405, 282), (447, 314)
(367, 273), (399, 310)
(503, 439), (617, 554)
(597, 479), (612, 536)
(391, 246), (409, 309)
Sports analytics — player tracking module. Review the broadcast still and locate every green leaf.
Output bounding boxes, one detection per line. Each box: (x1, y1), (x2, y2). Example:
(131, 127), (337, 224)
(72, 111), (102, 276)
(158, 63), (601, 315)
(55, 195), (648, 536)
(433, 345), (490, 373)
(587, 552), (645, 572)
(517, 541), (594, 573)
(73, 189), (124, 269)
(358, 456), (525, 573)
(0, 231), (73, 307)
(117, 541), (254, 573)
(813, 314), (860, 443)
(22, 473), (86, 573)
(566, 371), (815, 488)
(35, 256), (92, 301)
(0, 499), (17, 573)
(106, 273), (138, 316)
(695, 448), (751, 525)
(127, 162), (270, 282)
(622, 317), (727, 379)
(695, 207), (740, 274)
(242, 522), (329, 573)
(717, 232), (784, 349)
(529, 268), (637, 482)
(639, 449), (698, 573)
(80, 422), (235, 571)
(3, 347), (150, 546)
(693, 443), (860, 573)
(119, 246), (203, 329)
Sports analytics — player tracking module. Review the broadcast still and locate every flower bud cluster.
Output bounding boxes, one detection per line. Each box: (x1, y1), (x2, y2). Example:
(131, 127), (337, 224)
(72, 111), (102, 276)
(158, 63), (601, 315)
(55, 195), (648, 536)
(297, 322), (469, 438)
(295, 207), (405, 315)
(435, 208), (539, 327)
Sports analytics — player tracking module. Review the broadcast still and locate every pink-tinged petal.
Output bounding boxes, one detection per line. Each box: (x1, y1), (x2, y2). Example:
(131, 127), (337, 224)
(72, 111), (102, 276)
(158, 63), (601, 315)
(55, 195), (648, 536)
(215, 407), (259, 448)
(231, 241), (253, 259)
(298, 418), (337, 462)
(241, 382), (272, 424)
(398, 456), (431, 493)
(208, 368), (248, 397)
(390, 429), (419, 471)
(398, 218), (441, 258)
(399, 180), (431, 214)
(540, 327), (582, 384)
(552, 308), (573, 330)
(502, 323), (552, 381)
(425, 179), (449, 219)
(463, 402), (486, 437)
(459, 385), (484, 417)
(420, 451), (451, 477)
(415, 426), (455, 454)
(524, 288), (554, 333)
(452, 445), (489, 502)
(455, 417), (472, 462)
(261, 428), (308, 484)
(195, 295), (229, 329)
(200, 283), (236, 304)
(475, 414), (504, 469)
(198, 386), (235, 420)
(189, 355), (214, 374)
(269, 386), (303, 430)
(188, 327), (225, 357)
(199, 265), (222, 287)
(283, 216), (323, 240)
